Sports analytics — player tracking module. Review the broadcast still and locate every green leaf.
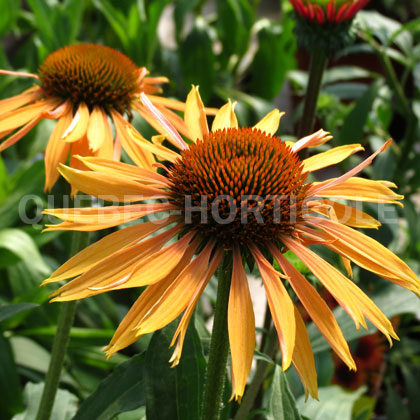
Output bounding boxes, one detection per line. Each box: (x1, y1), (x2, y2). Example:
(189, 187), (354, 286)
(0, 0), (21, 37)
(267, 365), (302, 420)
(0, 333), (23, 418)
(179, 18), (215, 103)
(308, 282), (420, 354)
(216, 0), (254, 65)
(0, 228), (50, 275)
(73, 353), (146, 420)
(12, 382), (78, 420)
(296, 386), (365, 420)
(338, 80), (382, 145)
(250, 19), (296, 101)
(0, 303), (39, 323)
(145, 319), (206, 420)
(385, 383), (411, 420)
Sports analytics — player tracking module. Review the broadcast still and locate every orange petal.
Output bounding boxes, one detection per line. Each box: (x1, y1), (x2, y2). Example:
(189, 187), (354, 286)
(291, 129), (332, 153)
(184, 86), (209, 142)
(308, 199), (381, 229)
(253, 109), (284, 136)
(49, 224), (182, 300)
(0, 115), (43, 152)
(211, 100), (238, 131)
(44, 109), (72, 191)
(43, 202), (176, 231)
(272, 246), (356, 370)
(169, 247), (223, 366)
(228, 246), (255, 402)
(154, 103), (190, 139)
(62, 102), (90, 143)
(135, 241), (215, 334)
(87, 106), (112, 152)
(0, 87), (43, 114)
(311, 177), (403, 206)
(111, 109), (155, 170)
(282, 235), (366, 329)
(44, 218), (176, 283)
(302, 144), (364, 172)
(105, 237), (200, 357)
(308, 218), (420, 292)
(250, 244), (295, 369)
(145, 95), (186, 112)
(58, 164), (168, 202)
(309, 139), (392, 196)
(291, 308), (318, 400)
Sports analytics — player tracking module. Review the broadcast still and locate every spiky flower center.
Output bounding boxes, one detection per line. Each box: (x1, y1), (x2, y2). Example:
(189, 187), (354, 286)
(38, 44), (141, 112)
(169, 127), (310, 246)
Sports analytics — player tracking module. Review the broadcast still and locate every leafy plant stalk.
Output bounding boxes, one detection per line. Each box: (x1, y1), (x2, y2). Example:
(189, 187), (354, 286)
(202, 256), (232, 420)
(298, 49), (328, 138)
(35, 230), (90, 420)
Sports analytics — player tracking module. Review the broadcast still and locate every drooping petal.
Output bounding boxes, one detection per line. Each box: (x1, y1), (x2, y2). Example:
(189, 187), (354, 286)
(211, 99), (238, 132)
(250, 244), (295, 369)
(228, 246), (255, 402)
(302, 144), (364, 172)
(58, 164), (168, 202)
(0, 87), (43, 115)
(61, 102), (90, 143)
(49, 224), (183, 300)
(253, 109), (284, 136)
(184, 85), (209, 142)
(111, 109), (155, 170)
(146, 95), (186, 111)
(291, 308), (318, 400)
(43, 202), (176, 231)
(87, 106), (112, 152)
(308, 217), (420, 293)
(311, 177), (403, 206)
(154, 102), (190, 139)
(309, 139), (392, 196)
(44, 108), (73, 191)
(169, 247), (223, 366)
(0, 99), (57, 131)
(105, 237), (200, 357)
(44, 218), (176, 283)
(271, 246), (356, 370)
(282, 235), (366, 329)
(308, 199), (381, 229)
(135, 241), (215, 335)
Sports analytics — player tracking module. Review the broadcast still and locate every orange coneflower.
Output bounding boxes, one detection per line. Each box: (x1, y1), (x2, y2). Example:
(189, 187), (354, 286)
(42, 86), (419, 402)
(0, 43), (194, 191)
(289, 0), (370, 24)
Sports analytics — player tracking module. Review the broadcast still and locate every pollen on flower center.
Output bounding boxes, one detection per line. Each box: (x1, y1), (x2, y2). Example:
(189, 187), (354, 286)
(168, 127), (310, 245)
(38, 44), (141, 112)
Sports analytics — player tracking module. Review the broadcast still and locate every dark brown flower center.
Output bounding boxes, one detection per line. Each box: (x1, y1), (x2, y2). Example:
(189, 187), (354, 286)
(168, 127), (310, 246)
(38, 44), (141, 112)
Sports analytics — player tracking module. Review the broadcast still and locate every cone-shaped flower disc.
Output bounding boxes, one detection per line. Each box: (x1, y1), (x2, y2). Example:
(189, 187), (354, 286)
(0, 44), (211, 191)
(43, 86), (419, 402)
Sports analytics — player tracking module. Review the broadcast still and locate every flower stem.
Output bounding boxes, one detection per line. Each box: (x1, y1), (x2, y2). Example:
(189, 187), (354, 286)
(202, 256), (232, 420)
(35, 230), (90, 420)
(298, 49), (328, 139)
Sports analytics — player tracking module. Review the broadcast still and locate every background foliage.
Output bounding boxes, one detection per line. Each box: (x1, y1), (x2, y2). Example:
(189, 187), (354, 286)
(0, 0), (419, 419)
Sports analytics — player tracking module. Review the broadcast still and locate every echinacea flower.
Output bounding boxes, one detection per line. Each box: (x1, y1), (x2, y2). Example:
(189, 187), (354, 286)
(0, 43), (194, 191)
(290, 0), (370, 24)
(42, 86), (419, 402)
(289, 0), (370, 53)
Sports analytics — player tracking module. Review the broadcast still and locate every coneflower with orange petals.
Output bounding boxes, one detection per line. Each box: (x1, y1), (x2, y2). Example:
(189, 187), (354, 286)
(0, 44), (207, 191)
(42, 86), (419, 403)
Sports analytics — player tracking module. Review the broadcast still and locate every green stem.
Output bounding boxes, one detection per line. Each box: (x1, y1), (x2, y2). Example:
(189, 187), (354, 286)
(234, 327), (278, 420)
(298, 49), (328, 139)
(35, 230), (90, 420)
(202, 256), (232, 420)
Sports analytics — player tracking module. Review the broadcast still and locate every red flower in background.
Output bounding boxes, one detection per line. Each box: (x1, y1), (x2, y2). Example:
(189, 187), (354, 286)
(290, 0), (370, 24)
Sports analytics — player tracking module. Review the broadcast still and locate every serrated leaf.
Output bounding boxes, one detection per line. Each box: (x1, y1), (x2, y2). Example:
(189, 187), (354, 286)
(267, 366), (302, 420)
(145, 319), (206, 420)
(73, 353), (146, 420)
